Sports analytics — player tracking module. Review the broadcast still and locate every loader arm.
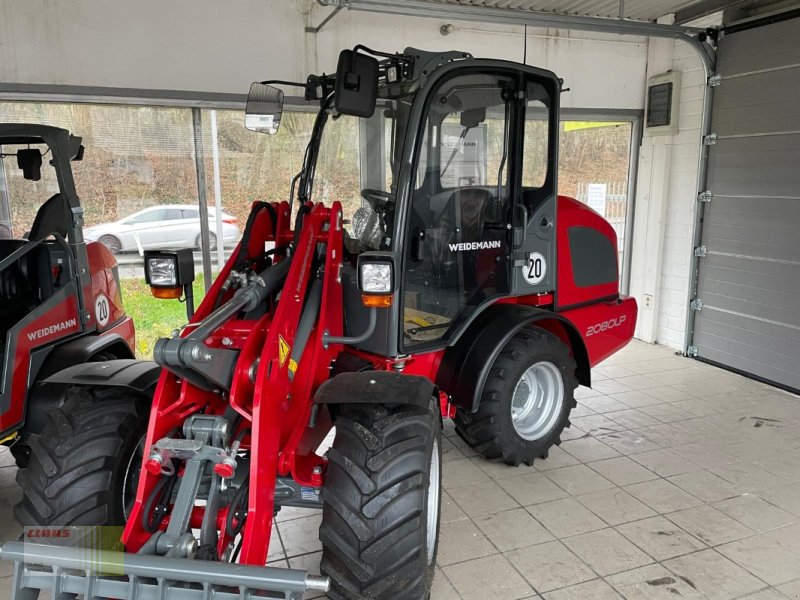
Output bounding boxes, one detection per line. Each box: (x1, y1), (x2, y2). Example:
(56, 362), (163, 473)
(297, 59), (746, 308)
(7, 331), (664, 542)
(116, 202), (344, 569)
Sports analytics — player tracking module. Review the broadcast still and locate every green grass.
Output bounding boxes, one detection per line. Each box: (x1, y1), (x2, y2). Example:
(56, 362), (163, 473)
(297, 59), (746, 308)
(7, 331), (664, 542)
(121, 277), (208, 358)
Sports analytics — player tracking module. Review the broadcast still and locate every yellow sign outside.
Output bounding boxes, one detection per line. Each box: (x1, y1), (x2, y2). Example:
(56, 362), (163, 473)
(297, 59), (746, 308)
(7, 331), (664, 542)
(278, 335), (291, 367)
(563, 121), (626, 132)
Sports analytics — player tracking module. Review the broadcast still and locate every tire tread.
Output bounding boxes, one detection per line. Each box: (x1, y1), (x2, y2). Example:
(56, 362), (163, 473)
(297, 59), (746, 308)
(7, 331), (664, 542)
(455, 327), (578, 466)
(14, 386), (147, 527)
(320, 401), (440, 600)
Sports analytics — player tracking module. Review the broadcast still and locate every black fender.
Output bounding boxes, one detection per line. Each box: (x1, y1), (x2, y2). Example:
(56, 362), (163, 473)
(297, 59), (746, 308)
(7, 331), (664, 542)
(436, 304), (590, 413)
(24, 360), (159, 436)
(315, 371), (437, 409)
(33, 332), (135, 382)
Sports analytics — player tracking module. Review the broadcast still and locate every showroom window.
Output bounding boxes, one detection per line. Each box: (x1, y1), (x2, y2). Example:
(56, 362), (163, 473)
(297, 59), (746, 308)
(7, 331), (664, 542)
(0, 100), (638, 356)
(0, 99), (322, 357)
(559, 119), (635, 283)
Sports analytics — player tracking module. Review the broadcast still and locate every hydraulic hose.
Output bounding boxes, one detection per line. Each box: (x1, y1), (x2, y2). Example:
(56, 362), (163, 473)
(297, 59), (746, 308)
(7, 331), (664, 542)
(288, 275), (323, 380)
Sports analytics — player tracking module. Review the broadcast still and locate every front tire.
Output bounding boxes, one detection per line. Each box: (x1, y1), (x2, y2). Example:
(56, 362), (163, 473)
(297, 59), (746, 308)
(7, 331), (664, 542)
(14, 386), (148, 526)
(455, 328), (577, 466)
(320, 401), (441, 600)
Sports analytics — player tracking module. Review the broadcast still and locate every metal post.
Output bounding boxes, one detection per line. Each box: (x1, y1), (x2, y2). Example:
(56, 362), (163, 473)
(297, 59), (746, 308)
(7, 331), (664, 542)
(210, 110), (225, 271)
(682, 75), (716, 355)
(621, 115), (642, 296)
(0, 154), (10, 238)
(192, 107), (213, 291)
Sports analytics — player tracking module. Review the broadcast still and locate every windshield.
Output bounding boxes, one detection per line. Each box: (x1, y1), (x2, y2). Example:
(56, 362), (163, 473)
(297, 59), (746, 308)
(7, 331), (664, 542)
(0, 142), (60, 239)
(307, 87), (414, 253)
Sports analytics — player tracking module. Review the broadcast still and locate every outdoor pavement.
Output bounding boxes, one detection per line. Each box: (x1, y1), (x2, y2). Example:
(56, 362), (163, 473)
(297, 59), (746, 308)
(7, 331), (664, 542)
(2, 340), (800, 599)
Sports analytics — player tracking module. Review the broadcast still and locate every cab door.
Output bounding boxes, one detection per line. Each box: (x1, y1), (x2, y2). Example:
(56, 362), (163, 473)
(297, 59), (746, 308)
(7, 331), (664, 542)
(401, 70), (519, 350)
(510, 76), (559, 298)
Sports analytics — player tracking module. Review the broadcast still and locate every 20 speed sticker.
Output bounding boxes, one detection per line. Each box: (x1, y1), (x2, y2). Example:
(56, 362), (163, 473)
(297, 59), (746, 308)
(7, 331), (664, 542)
(522, 252), (547, 286)
(95, 294), (111, 327)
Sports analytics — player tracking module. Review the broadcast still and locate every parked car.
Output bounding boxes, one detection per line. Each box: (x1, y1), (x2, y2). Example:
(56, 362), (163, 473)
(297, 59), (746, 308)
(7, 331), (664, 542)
(84, 205), (240, 253)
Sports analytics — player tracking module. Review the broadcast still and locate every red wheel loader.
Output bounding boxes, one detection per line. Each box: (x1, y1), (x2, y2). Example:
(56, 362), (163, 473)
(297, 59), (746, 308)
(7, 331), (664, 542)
(0, 124), (149, 528)
(2, 48), (637, 600)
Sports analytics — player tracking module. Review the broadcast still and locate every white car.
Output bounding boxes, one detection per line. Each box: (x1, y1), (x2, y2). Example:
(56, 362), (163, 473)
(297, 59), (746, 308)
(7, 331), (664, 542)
(84, 205), (240, 253)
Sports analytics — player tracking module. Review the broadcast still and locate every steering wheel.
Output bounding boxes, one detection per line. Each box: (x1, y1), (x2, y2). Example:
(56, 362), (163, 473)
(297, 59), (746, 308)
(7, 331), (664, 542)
(360, 188), (394, 211)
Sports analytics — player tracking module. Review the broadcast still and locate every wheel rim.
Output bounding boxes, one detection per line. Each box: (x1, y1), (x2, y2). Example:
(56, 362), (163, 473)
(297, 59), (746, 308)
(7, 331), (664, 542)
(511, 361), (564, 441)
(426, 438), (440, 566)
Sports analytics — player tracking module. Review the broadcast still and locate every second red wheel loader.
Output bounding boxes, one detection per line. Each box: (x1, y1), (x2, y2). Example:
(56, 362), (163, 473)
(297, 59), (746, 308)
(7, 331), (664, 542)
(2, 47), (636, 600)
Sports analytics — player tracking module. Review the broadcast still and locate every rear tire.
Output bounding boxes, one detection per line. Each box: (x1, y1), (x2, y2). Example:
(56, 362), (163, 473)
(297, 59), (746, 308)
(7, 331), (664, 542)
(320, 400), (441, 600)
(14, 386), (148, 526)
(455, 328), (577, 466)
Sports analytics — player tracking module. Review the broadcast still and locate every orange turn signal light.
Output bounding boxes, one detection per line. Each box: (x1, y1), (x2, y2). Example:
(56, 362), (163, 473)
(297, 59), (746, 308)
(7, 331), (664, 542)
(151, 286), (182, 300)
(362, 294), (392, 308)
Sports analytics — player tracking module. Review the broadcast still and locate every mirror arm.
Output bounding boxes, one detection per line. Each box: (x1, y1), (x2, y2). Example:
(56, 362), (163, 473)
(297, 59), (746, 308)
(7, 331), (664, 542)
(259, 79), (307, 88)
(322, 306), (377, 349)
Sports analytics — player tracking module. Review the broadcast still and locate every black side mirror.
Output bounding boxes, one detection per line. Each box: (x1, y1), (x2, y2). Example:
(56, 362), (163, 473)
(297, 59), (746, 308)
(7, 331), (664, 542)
(17, 149), (42, 181)
(335, 50), (378, 118)
(245, 83), (284, 135)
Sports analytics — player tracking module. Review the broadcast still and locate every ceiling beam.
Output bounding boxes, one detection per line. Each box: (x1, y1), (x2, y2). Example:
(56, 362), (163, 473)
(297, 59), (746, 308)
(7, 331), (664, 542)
(322, 0), (714, 74)
(674, 0), (749, 24)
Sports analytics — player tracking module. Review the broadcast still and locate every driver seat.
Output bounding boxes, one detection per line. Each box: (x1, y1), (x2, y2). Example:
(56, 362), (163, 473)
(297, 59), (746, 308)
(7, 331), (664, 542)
(29, 194), (70, 241)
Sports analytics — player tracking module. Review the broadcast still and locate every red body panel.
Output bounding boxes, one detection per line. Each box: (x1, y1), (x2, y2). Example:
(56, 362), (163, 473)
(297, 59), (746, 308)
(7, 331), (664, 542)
(558, 297), (637, 366)
(0, 295), (81, 434)
(0, 240), (134, 437)
(556, 195), (619, 309)
(87, 242), (127, 332)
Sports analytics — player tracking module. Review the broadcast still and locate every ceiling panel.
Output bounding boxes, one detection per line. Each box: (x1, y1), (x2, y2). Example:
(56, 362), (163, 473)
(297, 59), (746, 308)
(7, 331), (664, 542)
(427, 0), (722, 22)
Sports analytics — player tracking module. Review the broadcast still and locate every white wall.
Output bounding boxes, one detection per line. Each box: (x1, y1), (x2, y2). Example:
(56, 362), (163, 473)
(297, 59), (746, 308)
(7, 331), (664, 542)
(0, 0), (315, 93)
(0, 0), (648, 111)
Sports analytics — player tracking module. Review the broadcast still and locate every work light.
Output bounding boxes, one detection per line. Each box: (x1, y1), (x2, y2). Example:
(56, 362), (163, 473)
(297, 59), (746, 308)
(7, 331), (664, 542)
(358, 254), (395, 308)
(144, 249), (196, 314)
(146, 256), (179, 287)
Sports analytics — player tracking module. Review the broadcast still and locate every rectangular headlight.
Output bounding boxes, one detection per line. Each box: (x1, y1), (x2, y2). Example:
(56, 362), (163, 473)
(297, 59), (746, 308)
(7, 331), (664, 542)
(146, 257), (178, 287)
(359, 261), (392, 294)
(144, 248), (195, 289)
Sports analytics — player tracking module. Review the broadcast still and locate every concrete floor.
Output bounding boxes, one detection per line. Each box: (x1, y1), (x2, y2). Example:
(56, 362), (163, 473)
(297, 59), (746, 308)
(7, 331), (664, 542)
(2, 340), (800, 599)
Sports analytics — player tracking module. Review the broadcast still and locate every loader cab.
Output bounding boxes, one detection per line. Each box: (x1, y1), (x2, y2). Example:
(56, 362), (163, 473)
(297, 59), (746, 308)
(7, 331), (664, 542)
(397, 62), (559, 354)
(0, 128), (83, 342)
(336, 52), (561, 356)
(247, 48), (560, 358)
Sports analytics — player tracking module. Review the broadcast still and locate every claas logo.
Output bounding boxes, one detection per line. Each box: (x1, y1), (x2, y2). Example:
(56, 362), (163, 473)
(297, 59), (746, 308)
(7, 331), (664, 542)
(26, 528), (71, 538)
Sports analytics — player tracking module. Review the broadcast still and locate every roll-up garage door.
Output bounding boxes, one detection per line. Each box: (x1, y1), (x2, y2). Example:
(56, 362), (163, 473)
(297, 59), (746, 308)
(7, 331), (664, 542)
(692, 16), (800, 392)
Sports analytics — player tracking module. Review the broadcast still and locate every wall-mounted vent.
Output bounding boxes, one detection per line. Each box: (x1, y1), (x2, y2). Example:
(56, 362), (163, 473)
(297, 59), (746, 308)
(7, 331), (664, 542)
(645, 71), (681, 136)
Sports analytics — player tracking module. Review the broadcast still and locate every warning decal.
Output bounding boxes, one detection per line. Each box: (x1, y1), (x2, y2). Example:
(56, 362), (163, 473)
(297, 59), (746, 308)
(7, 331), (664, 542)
(278, 335), (291, 367)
